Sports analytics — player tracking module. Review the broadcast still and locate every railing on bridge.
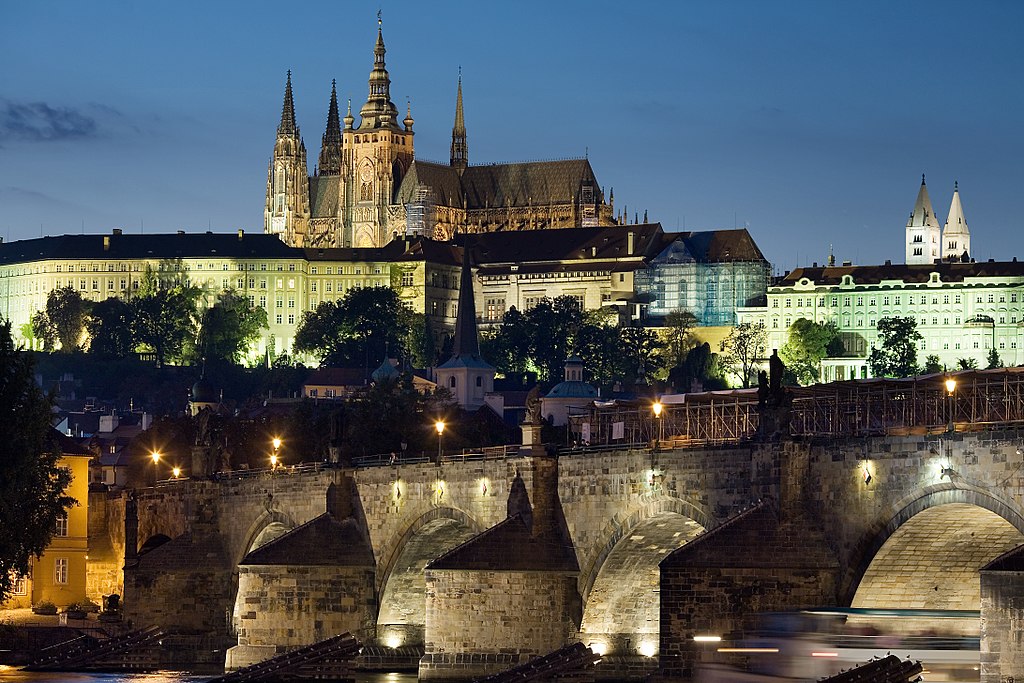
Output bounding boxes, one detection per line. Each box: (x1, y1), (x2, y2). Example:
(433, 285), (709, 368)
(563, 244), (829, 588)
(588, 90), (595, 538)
(569, 367), (1024, 449)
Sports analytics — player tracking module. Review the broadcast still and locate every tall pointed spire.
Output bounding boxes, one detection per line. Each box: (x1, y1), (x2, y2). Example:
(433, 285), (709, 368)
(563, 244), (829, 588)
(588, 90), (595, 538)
(359, 13), (399, 130)
(318, 79), (343, 176)
(943, 180), (971, 260)
(450, 70), (468, 173)
(905, 174), (942, 264)
(452, 240), (481, 359)
(278, 70), (298, 135)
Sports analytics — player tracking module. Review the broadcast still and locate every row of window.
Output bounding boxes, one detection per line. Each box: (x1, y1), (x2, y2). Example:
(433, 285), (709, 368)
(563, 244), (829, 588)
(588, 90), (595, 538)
(775, 292), (1020, 308)
(8, 559), (70, 591)
(773, 314), (1021, 329)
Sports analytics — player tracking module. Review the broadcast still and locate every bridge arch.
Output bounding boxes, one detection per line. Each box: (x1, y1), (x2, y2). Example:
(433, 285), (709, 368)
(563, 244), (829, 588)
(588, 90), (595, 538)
(579, 493), (709, 658)
(375, 506), (483, 648)
(844, 483), (1024, 609)
(235, 508), (299, 566)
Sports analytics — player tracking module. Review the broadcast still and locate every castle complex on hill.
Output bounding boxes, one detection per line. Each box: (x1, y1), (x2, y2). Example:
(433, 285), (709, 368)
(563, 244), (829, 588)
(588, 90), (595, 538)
(264, 18), (615, 250)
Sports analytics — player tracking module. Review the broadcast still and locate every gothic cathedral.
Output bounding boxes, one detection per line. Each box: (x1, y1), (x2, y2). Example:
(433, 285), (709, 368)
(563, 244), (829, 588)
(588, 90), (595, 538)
(264, 18), (615, 249)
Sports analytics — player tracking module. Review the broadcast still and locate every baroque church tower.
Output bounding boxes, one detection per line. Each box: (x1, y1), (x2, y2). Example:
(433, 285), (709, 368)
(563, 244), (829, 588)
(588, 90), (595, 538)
(905, 175), (941, 265)
(265, 72), (311, 247)
(342, 17), (415, 248)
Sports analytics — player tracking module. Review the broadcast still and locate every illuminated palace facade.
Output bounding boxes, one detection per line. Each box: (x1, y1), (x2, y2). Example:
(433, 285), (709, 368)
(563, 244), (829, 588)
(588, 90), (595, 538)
(264, 19), (615, 250)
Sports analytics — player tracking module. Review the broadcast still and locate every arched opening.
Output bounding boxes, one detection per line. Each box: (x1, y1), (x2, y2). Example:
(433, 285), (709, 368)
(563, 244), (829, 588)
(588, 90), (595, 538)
(231, 514), (296, 633)
(852, 503), (1023, 611)
(581, 511), (705, 659)
(376, 517), (478, 648)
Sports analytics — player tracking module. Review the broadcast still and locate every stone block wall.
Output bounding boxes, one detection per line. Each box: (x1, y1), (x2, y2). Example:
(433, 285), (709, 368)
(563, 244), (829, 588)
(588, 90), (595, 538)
(659, 565), (836, 679)
(226, 564), (376, 669)
(421, 569), (580, 680)
(981, 568), (1024, 683)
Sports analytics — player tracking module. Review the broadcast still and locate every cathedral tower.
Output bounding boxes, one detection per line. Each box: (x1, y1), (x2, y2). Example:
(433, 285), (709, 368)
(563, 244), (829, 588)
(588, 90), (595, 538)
(942, 181), (971, 261)
(317, 80), (343, 176)
(905, 175), (941, 265)
(264, 71), (310, 246)
(450, 73), (468, 174)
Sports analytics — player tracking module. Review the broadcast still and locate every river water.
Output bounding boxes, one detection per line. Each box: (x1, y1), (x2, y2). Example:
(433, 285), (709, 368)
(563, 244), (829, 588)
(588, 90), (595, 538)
(0, 670), (416, 682)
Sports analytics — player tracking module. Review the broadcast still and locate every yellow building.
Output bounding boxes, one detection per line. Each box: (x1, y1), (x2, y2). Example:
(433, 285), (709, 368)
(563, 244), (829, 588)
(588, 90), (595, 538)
(3, 430), (92, 609)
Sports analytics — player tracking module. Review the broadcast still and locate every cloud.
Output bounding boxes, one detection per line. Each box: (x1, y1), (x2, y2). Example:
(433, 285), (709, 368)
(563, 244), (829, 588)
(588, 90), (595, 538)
(0, 100), (103, 142)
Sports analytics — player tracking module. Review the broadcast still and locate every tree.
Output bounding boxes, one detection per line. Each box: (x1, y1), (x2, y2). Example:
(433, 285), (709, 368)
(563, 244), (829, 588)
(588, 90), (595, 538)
(0, 320), (74, 602)
(958, 357), (979, 370)
(719, 321), (767, 388)
(196, 291), (269, 364)
(779, 318), (840, 386)
(670, 342), (728, 392)
(525, 297), (587, 384)
(295, 286), (416, 367)
(868, 317), (922, 378)
(987, 348), (1003, 369)
(923, 354), (944, 374)
(87, 297), (136, 357)
(44, 286), (90, 352)
(618, 325), (666, 386)
(130, 267), (203, 367)
(29, 311), (56, 352)
(663, 309), (699, 369)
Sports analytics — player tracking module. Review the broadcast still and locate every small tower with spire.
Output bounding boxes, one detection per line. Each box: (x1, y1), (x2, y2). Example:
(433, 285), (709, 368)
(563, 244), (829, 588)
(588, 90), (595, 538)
(264, 71), (311, 246)
(905, 174), (941, 265)
(435, 240), (495, 410)
(942, 181), (971, 261)
(450, 71), (468, 174)
(317, 80), (343, 176)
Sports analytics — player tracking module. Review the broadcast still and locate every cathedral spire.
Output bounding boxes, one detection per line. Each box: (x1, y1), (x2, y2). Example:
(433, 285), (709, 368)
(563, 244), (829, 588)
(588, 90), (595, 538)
(450, 71), (468, 173)
(905, 174), (941, 264)
(359, 13), (399, 130)
(943, 180), (971, 261)
(317, 80), (343, 176)
(278, 70), (298, 135)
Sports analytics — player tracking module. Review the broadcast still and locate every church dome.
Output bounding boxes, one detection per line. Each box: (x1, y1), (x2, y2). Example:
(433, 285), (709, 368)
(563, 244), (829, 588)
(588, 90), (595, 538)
(371, 358), (400, 383)
(191, 377), (219, 404)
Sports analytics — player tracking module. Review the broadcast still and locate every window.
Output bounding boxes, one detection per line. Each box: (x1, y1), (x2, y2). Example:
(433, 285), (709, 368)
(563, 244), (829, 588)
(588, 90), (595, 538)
(275, 314), (283, 324)
(311, 266), (318, 275)
(288, 314), (295, 324)
(955, 294), (962, 304)
(818, 297), (825, 306)
(476, 376), (482, 387)
(943, 295), (949, 304)
(914, 248), (922, 256)
(259, 295), (267, 308)
(325, 388), (335, 398)
(1012, 293), (1018, 303)
(288, 298), (295, 309)
(869, 298), (876, 306)
(120, 279), (127, 290)
(856, 297), (863, 306)
(449, 376), (456, 388)
(261, 263), (267, 271)
(289, 264), (296, 272)
(785, 298), (791, 308)
(55, 513), (68, 537)
(831, 297), (838, 306)
(401, 272), (414, 287)
(12, 575), (27, 595)
(54, 558), (68, 585)
(92, 279), (99, 290)
(275, 298), (283, 309)
(772, 300), (779, 308)
(249, 278), (256, 288)
(237, 278), (245, 288)
(989, 294), (995, 303)
(883, 296), (890, 306)
(844, 297), (851, 306)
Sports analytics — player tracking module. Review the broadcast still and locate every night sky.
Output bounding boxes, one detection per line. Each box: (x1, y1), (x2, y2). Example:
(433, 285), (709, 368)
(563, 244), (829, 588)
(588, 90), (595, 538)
(3, 0), (1022, 272)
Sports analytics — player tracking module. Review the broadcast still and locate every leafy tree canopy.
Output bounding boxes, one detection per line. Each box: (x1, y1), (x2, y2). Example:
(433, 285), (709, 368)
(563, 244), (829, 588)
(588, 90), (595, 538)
(779, 318), (840, 386)
(987, 348), (1003, 369)
(44, 285), (90, 352)
(196, 291), (269, 365)
(131, 265), (203, 367)
(923, 354), (944, 374)
(663, 309), (699, 370)
(868, 316), (922, 378)
(0, 320), (74, 602)
(87, 297), (136, 358)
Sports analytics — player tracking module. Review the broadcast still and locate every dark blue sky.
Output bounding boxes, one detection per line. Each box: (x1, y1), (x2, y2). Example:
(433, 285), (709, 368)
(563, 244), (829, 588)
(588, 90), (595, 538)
(3, 1), (1022, 271)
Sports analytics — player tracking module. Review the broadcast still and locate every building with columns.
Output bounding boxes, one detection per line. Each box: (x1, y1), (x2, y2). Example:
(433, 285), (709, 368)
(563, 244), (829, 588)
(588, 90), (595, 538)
(264, 18), (614, 250)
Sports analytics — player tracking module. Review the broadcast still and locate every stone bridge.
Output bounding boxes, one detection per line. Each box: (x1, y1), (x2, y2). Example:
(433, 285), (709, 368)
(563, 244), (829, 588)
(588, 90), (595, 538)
(97, 428), (1024, 682)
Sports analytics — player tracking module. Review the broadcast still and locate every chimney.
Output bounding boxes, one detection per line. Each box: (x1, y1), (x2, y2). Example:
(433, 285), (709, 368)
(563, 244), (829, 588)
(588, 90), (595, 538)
(884, 259), (892, 266)
(112, 228), (123, 236)
(177, 230), (185, 235)
(103, 236), (110, 251)
(237, 229), (244, 240)
(627, 231), (635, 255)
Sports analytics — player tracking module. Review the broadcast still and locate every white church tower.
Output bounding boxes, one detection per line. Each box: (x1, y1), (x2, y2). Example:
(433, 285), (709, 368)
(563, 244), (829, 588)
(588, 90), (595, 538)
(905, 175), (941, 265)
(942, 181), (971, 261)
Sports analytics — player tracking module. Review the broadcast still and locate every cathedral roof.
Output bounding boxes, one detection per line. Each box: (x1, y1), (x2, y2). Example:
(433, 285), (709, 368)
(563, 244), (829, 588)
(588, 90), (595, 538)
(653, 228), (767, 264)
(395, 158), (605, 211)
(907, 174), (940, 230)
(0, 231), (298, 264)
(466, 223), (664, 270)
(309, 175), (341, 218)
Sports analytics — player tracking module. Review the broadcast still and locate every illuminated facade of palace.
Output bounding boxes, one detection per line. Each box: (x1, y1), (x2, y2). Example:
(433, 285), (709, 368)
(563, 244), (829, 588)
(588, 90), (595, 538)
(263, 19), (615, 250)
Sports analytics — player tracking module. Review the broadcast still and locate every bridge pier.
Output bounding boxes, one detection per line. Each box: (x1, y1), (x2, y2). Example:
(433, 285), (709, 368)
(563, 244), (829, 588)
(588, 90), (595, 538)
(981, 544), (1024, 683)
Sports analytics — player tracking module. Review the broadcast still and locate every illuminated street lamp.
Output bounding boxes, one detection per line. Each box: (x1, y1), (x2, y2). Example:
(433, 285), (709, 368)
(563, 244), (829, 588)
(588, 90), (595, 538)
(150, 451), (161, 486)
(271, 437), (282, 470)
(652, 401), (664, 451)
(945, 377), (957, 432)
(435, 420), (445, 460)
(172, 466), (181, 479)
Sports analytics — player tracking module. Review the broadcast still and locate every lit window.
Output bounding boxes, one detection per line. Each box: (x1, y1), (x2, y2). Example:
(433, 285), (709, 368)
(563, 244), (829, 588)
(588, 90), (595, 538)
(54, 558), (68, 585)
(55, 513), (68, 537)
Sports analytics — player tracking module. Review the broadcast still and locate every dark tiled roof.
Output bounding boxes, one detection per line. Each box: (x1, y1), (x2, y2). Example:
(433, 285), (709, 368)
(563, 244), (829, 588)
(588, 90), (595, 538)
(428, 515), (578, 572)
(0, 232), (298, 264)
(240, 514), (375, 567)
(780, 260), (1024, 287)
(47, 428), (92, 457)
(466, 224), (664, 267)
(304, 367), (371, 387)
(395, 158), (603, 210)
(659, 228), (767, 263)
(309, 175), (341, 218)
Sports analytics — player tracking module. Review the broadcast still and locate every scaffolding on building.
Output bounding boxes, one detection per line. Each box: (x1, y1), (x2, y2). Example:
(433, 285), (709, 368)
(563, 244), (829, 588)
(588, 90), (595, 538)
(567, 367), (1024, 449)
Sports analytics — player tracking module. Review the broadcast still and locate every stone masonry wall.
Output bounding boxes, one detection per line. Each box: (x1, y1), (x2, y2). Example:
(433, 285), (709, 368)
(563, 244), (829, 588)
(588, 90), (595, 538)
(981, 569), (1024, 683)
(420, 569), (580, 680)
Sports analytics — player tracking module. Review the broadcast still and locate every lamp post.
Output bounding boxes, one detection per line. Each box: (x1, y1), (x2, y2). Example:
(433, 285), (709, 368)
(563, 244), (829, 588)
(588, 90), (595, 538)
(150, 451), (161, 486)
(652, 401), (663, 451)
(435, 420), (445, 461)
(945, 377), (957, 433)
(172, 466), (181, 479)
(270, 437), (282, 493)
